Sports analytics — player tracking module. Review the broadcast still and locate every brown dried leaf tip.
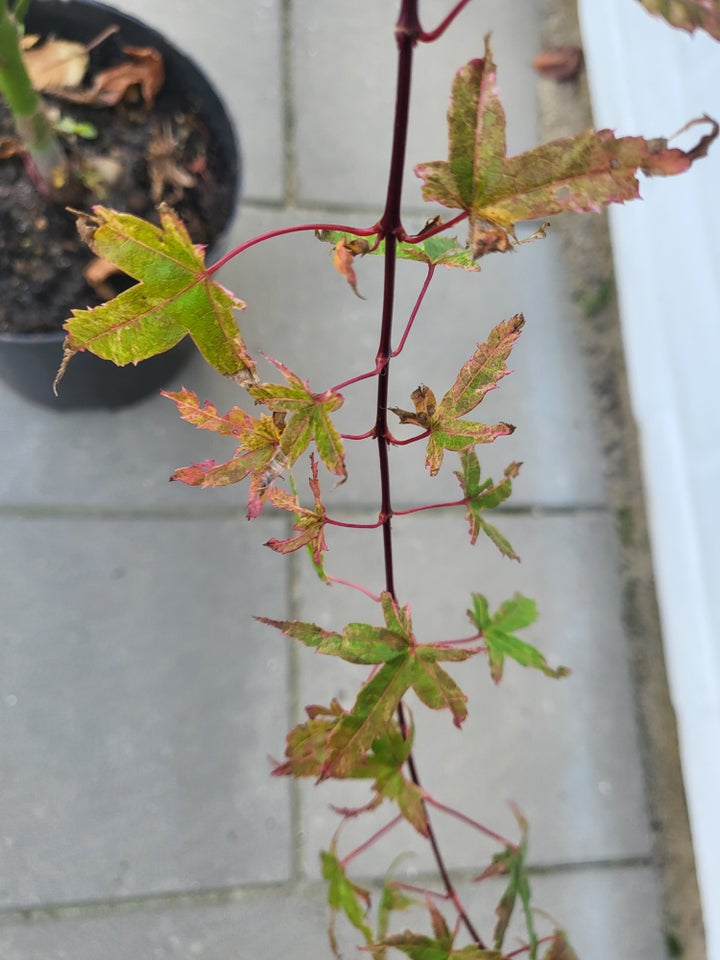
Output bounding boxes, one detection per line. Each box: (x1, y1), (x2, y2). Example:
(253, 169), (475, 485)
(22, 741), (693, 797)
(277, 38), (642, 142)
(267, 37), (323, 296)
(532, 46), (583, 82)
(390, 384), (437, 428)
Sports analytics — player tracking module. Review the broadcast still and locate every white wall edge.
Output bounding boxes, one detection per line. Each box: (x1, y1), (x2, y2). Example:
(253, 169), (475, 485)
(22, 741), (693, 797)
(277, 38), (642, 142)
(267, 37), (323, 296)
(578, 3), (720, 956)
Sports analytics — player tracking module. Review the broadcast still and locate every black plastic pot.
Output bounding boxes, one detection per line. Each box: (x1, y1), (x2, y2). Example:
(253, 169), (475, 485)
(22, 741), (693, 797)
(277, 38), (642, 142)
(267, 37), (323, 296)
(0, 0), (239, 409)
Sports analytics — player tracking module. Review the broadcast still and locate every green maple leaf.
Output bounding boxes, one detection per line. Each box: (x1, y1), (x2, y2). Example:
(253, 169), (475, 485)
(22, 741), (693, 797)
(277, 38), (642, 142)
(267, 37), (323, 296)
(454, 450), (520, 558)
(391, 315), (522, 476)
(260, 593), (475, 777)
(468, 594), (569, 685)
(162, 388), (285, 519)
(477, 808), (537, 957)
(322, 843), (374, 956)
(373, 879), (416, 960)
(378, 929), (502, 960)
(264, 456), (328, 573)
(316, 229), (480, 271)
(415, 36), (717, 258)
(637, 0), (720, 39)
(59, 206), (256, 386)
(247, 354), (346, 480)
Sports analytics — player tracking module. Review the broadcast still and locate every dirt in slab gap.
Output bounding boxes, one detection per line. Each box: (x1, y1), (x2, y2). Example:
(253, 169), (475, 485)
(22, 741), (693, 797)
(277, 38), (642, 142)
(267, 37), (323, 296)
(0, 26), (235, 335)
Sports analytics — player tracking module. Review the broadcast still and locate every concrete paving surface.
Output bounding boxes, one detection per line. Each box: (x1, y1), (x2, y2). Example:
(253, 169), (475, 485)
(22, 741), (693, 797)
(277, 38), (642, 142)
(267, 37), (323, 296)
(0, 1), (701, 958)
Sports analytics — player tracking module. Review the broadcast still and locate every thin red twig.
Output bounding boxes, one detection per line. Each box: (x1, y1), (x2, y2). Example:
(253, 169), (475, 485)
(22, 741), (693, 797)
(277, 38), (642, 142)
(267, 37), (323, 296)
(205, 222), (379, 276)
(392, 263), (434, 356)
(324, 515), (385, 530)
(326, 576), (381, 602)
(394, 497), (467, 515)
(402, 210), (469, 244)
(418, 0), (474, 42)
(426, 796), (519, 850)
(340, 815), (403, 868)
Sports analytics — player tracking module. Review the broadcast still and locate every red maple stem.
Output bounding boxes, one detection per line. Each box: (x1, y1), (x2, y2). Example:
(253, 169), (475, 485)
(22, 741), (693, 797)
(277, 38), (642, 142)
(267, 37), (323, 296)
(402, 210), (469, 244)
(340, 814), (403, 869)
(394, 497), (467, 514)
(330, 359), (386, 394)
(425, 796), (519, 850)
(204, 221), (379, 276)
(417, 0), (475, 43)
(386, 429), (430, 445)
(505, 936), (556, 958)
(325, 575), (381, 602)
(390, 880), (451, 901)
(392, 262), (434, 356)
(324, 515), (385, 530)
(373, 2), (485, 949)
(341, 429), (376, 441)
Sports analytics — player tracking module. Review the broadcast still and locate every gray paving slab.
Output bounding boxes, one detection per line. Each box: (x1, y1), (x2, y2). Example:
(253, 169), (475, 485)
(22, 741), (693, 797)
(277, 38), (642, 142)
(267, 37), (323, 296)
(0, 516), (291, 908)
(114, 0), (284, 203)
(289, 511), (651, 877)
(292, 1), (543, 210)
(0, 349), (256, 511)
(0, 864), (663, 960)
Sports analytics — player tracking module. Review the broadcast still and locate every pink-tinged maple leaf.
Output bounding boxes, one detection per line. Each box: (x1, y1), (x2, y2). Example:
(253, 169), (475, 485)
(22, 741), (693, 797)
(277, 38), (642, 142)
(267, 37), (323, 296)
(247, 355), (347, 481)
(163, 388), (286, 518)
(637, 0), (720, 40)
(272, 700), (428, 835)
(264, 456), (329, 574)
(415, 35), (718, 258)
(58, 206), (256, 390)
(259, 593), (475, 778)
(391, 315), (522, 475)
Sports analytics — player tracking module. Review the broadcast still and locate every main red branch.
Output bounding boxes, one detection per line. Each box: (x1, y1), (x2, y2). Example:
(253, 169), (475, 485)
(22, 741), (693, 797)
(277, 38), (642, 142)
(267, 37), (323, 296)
(372, 0), (485, 948)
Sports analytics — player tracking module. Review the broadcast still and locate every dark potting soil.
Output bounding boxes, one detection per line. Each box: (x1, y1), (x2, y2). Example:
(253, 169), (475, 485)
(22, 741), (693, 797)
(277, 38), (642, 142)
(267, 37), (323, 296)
(0, 51), (235, 335)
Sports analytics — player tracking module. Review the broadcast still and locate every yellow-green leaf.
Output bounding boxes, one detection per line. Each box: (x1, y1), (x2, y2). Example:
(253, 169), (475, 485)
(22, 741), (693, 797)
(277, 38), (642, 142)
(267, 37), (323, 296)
(60, 206), (256, 384)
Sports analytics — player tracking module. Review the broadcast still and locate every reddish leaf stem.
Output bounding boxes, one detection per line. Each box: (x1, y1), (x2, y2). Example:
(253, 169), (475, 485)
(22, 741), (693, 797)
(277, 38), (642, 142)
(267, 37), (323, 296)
(432, 633), (483, 648)
(402, 210), (469, 244)
(425, 796), (519, 850)
(394, 497), (467, 514)
(324, 515), (385, 530)
(341, 429), (376, 441)
(325, 576), (381, 602)
(205, 222), (379, 276)
(392, 263), (434, 356)
(417, 0), (474, 42)
(386, 429), (430, 445)
(330, 360), (386, 394)
(340, 814), (403, 869)
(390, 880), (450, 901)
(505, 936), (555, 958)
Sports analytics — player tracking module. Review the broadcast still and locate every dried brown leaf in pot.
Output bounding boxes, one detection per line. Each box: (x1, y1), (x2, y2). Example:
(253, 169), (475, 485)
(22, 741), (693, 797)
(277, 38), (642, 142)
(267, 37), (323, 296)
(22, 36), (89, 90)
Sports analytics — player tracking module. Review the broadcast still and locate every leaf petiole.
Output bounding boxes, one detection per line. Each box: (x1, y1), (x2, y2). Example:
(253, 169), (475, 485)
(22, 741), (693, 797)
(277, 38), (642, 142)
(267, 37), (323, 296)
(417, 0), (474, 43)
(426, 797), (519, 850)
(392, 263), (435, 357)
(339, 814), (404, 869)
(205, 221), (381, 276)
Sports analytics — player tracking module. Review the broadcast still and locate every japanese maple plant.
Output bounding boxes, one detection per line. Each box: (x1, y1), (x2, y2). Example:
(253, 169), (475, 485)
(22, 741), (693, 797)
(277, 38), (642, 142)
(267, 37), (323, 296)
(56, 1), (716, 956)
